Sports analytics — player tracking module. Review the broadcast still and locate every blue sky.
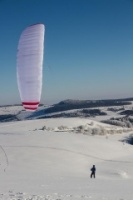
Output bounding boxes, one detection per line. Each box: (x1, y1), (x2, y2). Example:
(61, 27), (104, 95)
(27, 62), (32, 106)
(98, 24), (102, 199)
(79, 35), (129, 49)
(0, 0), (133, 105)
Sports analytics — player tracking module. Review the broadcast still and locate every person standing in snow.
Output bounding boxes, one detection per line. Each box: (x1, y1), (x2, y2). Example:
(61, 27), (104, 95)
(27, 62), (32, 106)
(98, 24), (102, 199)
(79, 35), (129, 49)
(90, 165), (96, 178)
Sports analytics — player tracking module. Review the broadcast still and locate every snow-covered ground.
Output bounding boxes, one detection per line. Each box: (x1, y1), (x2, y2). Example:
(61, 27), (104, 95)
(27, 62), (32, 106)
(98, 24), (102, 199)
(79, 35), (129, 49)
(0, 113), (133, 199)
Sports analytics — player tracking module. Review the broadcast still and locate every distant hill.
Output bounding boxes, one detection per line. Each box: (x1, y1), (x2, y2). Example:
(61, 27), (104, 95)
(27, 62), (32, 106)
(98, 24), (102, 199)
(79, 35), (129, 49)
(0, 97), (133, 122)
(43, 98), (132, 115)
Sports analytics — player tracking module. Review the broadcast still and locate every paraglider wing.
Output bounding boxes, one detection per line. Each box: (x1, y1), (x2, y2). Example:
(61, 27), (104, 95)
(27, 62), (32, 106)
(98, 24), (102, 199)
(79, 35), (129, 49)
(17, 23), (45, 111)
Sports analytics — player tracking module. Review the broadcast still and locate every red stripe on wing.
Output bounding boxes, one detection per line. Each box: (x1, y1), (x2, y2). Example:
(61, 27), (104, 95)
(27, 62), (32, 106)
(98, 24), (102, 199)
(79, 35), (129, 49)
(22, 102), (39, 106)
(24, 107), (38, 110)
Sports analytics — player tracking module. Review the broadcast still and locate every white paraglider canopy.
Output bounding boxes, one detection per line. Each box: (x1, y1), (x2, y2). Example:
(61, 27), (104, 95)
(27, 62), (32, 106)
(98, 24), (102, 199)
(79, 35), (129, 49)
(17, 23), (45, 111)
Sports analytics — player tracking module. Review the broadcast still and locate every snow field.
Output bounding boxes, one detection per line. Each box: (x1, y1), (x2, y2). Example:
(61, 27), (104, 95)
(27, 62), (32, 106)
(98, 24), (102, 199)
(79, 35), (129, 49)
(0, 116), (133, 199)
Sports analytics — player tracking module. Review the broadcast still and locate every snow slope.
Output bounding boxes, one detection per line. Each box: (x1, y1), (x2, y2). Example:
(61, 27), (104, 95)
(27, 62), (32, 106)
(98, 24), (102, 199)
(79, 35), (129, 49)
(0, 117), (133, 199)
